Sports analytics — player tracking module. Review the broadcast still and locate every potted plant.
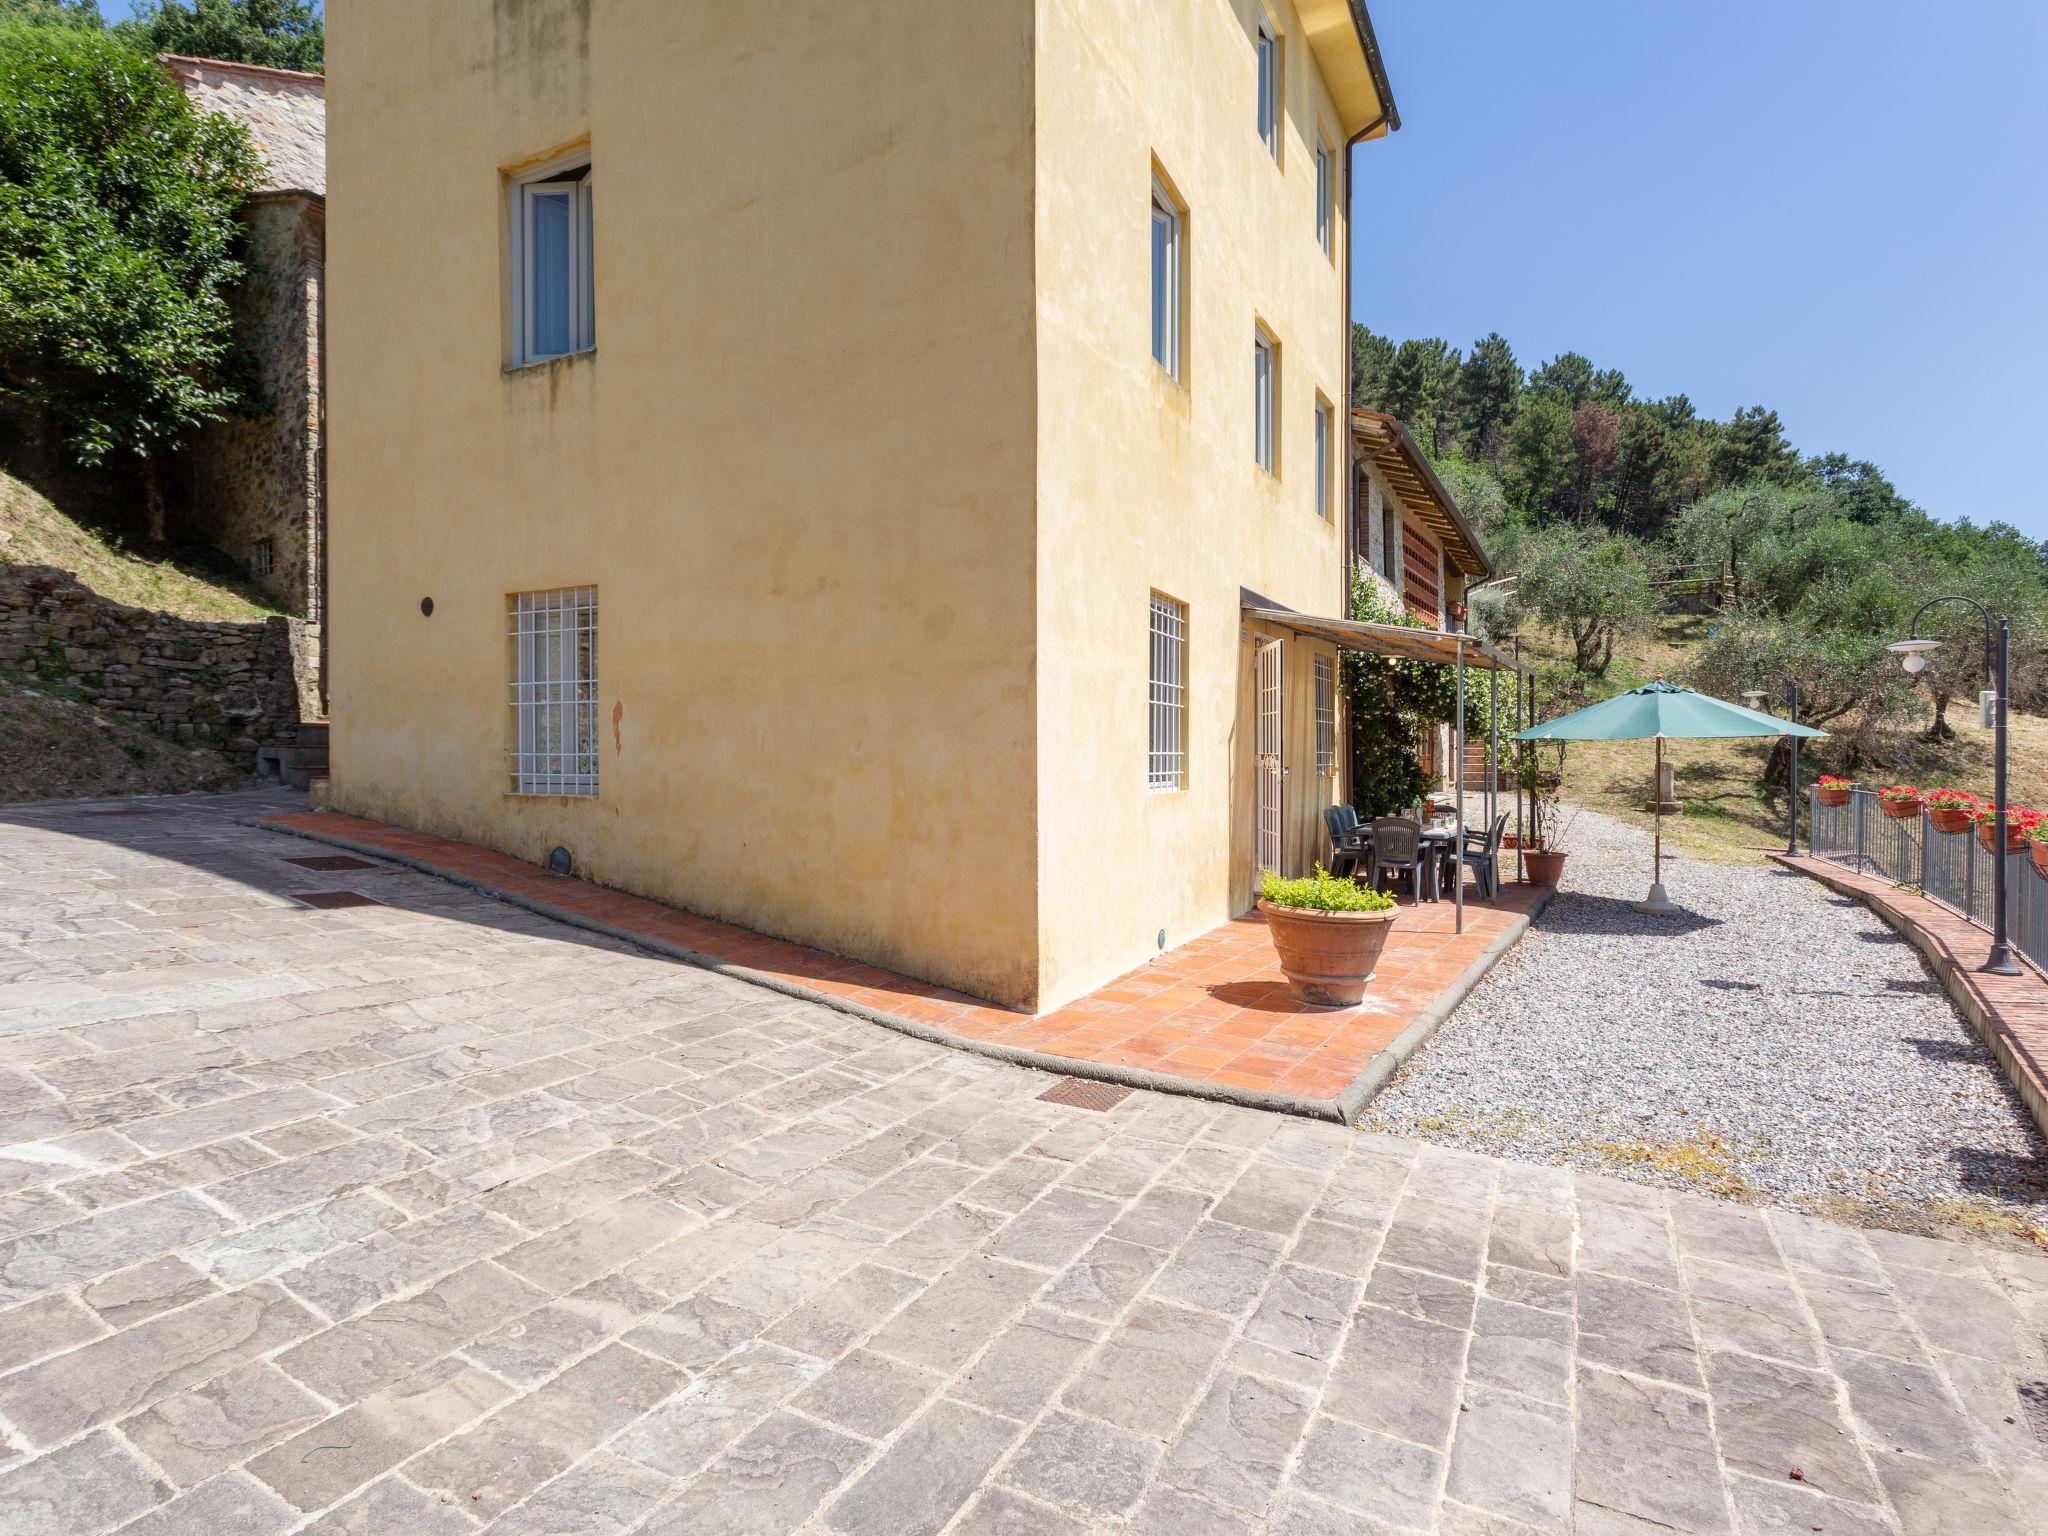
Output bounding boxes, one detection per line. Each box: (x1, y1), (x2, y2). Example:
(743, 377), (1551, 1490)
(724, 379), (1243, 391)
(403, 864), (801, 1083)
(1816, 775), (1856, 808)
(1877, 785), (1924, 820)
(1926, 787), (1980, 834)
(2024, 820), (2048, 878)
(1972, 804), (2035, 856)
(1257, 865), (1397, 1006)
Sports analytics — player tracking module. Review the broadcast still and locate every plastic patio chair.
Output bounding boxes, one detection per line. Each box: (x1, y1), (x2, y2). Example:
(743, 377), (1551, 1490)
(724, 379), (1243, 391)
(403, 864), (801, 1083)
(1322, 804), (1370, 880)
(1450, 812), (1511, 901)
(1368, 817), (1434, 902)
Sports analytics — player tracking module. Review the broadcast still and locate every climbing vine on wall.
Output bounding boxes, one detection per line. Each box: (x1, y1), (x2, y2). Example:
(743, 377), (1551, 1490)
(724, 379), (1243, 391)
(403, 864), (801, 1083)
(1341, 568), (1488, 818)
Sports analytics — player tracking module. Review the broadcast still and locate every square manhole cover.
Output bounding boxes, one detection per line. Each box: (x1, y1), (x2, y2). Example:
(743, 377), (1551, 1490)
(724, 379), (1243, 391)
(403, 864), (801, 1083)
(285, 855), (380, 872)
(292, 890), (381, 910)
(1039, 1077), (1132, 1112)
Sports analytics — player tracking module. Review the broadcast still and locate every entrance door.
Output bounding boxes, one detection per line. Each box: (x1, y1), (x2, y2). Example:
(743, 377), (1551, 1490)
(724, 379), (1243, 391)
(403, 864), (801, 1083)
(1255, 637), (1283, 885)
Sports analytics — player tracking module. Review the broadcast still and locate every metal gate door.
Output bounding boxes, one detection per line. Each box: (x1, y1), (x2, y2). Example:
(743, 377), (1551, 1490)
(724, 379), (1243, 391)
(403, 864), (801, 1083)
(1256, 637), (1283, 882)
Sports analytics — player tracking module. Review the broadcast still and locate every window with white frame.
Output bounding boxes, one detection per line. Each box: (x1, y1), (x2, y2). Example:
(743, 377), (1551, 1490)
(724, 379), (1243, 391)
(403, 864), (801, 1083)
(1314, 655), (1335, 777)
(509, 587), (599, 795)
(1314, 135), (1334, 254)
(1147, 593), (1186, 792)
(1150, 177), (1182, 380)
(1253, 327), (1277, 473)
(511, 159), (594, 365)
(1313, 397), (1333, 518)
(1255, 18), (1280, 160)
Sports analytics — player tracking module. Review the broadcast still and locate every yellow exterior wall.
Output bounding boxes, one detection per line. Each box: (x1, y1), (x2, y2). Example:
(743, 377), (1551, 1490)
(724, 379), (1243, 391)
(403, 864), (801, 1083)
(1031, 0), (1357, 1007)
(325, 0), (1044, 1005)
(327, 0), (1384, 1014)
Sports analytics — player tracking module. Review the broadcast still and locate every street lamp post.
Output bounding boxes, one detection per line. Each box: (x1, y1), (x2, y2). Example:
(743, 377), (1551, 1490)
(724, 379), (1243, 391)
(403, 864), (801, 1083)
(1888, 598), (2020, 977)
(1739, 672), (1802, 855)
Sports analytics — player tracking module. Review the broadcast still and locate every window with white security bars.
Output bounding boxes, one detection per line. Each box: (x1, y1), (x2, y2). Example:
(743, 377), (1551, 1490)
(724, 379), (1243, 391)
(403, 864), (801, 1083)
(509, 587), (599, 796)
(1315, 655), (1335, 777)
(1148, 594), (1186, 792)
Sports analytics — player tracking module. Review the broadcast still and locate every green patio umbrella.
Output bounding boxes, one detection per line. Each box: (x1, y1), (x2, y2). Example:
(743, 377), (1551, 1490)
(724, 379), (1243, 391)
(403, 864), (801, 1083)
(1514, 680), (1824, 914)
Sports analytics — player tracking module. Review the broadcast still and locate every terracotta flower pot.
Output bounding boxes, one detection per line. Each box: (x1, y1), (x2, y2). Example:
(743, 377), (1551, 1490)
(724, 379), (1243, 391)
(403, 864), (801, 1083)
(1928, 805), (1975, 834)
(1817, 783), (1853, 807)
(1257, 899), (1397, 1007)
(2030, 840), (2048, 878)
(1977, 822), (2026, 855)
(1878, 796), (1922, 820)
(1523, 849), (1567, 888)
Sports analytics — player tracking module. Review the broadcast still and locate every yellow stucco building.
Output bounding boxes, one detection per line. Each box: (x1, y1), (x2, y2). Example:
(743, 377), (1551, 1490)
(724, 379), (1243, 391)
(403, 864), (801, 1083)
(326, 0), (1445, 1013)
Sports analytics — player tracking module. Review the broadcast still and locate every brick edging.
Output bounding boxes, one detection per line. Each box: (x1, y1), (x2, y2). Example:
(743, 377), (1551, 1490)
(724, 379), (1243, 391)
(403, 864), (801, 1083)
(1772, 854), (2048, 1143)
(243, 816), (1381, 1126)
(1337, 885), (1555, 1120)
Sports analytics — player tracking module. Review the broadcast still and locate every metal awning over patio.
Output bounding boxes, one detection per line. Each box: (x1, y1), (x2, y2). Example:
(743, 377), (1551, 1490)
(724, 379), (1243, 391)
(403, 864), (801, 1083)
(1240, 598), (1530, 675)
(1242, 593), (1535, 937)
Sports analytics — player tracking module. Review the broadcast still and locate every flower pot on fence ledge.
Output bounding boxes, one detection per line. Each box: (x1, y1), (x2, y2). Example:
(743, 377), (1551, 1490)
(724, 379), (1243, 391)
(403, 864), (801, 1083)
(1817, 778), (1855, 808)
(1522, 849), (1568, 888)
(1877, 788), (1923, 821)
(1257, 899), (1398, 1006)
(2029, 835), (2048, 878)
(1975, 814), (2034, 856)
(1926, 792), (1980, 834)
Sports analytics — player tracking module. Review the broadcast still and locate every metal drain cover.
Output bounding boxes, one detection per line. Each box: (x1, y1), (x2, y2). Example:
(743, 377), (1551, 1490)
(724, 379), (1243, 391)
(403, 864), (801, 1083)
(285, 855), (379, 872)
(292, 890), (380, 910)
(1039, 1077), (1132, 1112)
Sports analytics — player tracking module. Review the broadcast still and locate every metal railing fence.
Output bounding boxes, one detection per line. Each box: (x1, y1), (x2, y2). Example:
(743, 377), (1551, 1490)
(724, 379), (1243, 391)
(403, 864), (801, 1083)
(1808, 786), (2048, 974)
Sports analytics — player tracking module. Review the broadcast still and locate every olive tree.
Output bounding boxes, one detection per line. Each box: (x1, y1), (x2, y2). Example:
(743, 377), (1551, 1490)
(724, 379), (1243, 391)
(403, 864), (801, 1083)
(1514, 524), (1654, 676)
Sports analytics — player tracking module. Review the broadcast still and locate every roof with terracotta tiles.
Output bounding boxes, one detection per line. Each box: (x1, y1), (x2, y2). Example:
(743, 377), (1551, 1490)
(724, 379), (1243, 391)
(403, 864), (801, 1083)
(162, 54), (325, 198)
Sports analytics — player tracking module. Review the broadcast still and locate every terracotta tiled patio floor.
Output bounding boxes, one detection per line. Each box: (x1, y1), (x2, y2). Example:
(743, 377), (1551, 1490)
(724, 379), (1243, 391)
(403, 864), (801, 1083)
(259, 810), (1545, 1111)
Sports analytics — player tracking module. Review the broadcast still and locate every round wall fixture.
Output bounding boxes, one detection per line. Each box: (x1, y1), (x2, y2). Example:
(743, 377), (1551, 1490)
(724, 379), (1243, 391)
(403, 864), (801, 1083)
(547, 846), (572, 876)
(1157, 928), (1167, 950)
(420, 597), (435, 617)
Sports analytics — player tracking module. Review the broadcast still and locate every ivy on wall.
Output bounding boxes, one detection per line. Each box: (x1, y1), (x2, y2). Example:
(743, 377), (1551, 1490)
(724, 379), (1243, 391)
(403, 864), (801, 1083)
(1341, 568), (1490, 818)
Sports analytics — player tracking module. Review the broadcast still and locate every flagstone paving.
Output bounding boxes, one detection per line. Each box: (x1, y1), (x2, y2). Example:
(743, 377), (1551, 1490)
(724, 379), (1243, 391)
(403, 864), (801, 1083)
(1, 790), (2045, 1534)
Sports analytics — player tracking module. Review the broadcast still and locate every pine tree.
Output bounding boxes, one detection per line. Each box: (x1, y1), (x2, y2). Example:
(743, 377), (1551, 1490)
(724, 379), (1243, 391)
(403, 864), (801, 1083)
(1455, 332), (1521, 462)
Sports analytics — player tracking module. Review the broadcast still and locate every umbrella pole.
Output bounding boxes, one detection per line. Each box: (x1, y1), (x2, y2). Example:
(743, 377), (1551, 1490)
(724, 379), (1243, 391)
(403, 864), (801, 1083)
(1635, 735), (1680, 915)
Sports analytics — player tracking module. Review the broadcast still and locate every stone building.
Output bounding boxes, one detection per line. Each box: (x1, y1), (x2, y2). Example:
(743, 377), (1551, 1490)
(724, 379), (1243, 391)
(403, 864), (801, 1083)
(166, 55), (327, 713)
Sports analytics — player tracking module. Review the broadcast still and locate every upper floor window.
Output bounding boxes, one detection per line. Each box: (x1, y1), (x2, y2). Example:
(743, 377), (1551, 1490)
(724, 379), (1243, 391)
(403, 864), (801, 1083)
(1255, 19), (1280, 161)
(1313, 397), (1333, 518)
(1151, 176), (1182, 380)
(1253, 327), (1278, 474)
(512, 159), (594, 365)
(1314, 135), (1334, 255)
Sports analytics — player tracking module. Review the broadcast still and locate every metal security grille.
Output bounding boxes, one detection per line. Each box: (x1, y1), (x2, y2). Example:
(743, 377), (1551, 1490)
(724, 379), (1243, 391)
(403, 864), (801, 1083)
(1148, 594), (1186, 792)
(1314, 655), (1335, 777)
(1256, 637), (1283, 878)
(509, 587), (599, 796)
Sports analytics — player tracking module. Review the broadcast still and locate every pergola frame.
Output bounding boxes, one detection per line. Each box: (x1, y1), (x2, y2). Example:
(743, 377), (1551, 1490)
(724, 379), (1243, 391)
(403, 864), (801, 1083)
(1242, 598), (1533, 934)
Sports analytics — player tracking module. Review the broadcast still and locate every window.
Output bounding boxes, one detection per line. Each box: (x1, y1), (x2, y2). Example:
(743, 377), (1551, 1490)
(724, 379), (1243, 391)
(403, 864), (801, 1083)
(1253, 327), (1277, 473)
(509, 587), (599, 795)
(1313, 397), (1333, 518)
(511, 159), (594, 364)
(1255, 19), (1280, 160)
(1314, 655), (1335, 777)
(1148, 594), (1186, 792)
(251, 537), (273, 577)
(1314, 135), (1334, 255)
(1150, 177), (1181, 380)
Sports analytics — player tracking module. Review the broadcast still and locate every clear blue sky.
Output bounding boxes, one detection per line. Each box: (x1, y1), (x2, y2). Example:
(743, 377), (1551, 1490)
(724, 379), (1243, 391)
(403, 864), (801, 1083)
(1356, 1), (2048, 537)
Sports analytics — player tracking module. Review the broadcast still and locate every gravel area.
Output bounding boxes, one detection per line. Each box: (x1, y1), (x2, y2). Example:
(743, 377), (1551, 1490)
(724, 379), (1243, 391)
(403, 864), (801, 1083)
(1364, 805), (2048, 1234)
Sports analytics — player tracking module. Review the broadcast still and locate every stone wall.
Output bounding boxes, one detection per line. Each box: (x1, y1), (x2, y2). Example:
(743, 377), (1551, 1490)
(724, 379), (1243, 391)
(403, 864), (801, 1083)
(0, 565), (307, 754)
(180, 194), (324, 702)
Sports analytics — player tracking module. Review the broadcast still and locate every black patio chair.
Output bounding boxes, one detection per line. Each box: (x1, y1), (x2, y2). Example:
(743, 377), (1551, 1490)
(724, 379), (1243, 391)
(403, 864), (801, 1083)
(1322, 804), (1370, 881)
(1449, 812), (1511, 901)
(1368, 817), (1434, 902)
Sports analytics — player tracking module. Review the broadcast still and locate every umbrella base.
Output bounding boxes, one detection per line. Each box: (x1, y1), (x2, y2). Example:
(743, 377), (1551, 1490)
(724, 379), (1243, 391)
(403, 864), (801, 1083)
(1633, 883), (1683, 917)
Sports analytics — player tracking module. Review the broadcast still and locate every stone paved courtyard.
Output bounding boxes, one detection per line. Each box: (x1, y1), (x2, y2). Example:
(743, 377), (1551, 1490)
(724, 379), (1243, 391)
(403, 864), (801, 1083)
(1, 792), (2046, 1535)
